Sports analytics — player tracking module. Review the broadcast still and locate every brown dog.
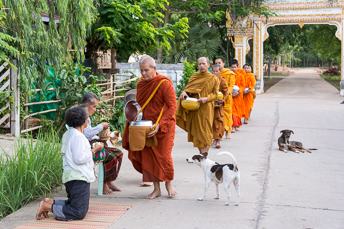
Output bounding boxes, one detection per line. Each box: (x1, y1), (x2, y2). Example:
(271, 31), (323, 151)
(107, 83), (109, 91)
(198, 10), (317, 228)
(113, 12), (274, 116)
(278, 129), (317, 153)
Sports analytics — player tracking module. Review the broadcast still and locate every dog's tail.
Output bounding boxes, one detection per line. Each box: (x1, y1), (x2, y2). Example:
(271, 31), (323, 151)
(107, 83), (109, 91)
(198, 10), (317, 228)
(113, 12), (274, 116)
(217, 151), (237, 166)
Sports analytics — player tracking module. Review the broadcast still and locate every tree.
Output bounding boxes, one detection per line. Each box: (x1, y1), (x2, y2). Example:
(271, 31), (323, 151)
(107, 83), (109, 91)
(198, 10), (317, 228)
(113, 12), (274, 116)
(305, 25), (340, 66)
(0, 0), (18, 63)
(88, 0), (189, 62)
(163, 0), (271, 64)
(264, 25), (340, 68)
(3, 0), (96, 90)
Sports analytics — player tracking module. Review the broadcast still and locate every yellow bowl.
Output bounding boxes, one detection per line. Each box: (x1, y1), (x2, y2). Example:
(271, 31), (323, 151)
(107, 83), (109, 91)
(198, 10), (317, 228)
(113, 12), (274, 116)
(217, 92), (224, 100)
(181, 98), (200, 111)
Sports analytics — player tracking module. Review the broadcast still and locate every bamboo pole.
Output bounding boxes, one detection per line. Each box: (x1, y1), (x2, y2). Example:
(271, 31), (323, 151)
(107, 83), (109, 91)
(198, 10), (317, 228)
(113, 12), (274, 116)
(24, 100), (61, 106)
(21, 125), (43, 134)
(23, 109), (57, 120)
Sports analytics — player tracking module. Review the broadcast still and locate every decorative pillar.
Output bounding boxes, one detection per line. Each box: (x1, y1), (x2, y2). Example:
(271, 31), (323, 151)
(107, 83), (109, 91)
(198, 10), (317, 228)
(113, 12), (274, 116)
(340, 18), (344, 96)
(253, 19), (264, 94)
(233, 35), (248, 67)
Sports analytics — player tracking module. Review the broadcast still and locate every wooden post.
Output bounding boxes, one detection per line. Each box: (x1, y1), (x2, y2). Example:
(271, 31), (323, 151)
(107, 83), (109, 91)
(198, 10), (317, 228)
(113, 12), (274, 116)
(111, 49), (117, 106)
(97, 162), (104, 196)
(10, 61), (20, 137)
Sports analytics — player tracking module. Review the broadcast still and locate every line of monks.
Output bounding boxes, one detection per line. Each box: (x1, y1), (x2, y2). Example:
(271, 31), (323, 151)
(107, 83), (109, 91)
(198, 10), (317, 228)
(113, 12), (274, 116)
(211, 57), (257, 149)
(121, 55), (257, 199)
(176, 57), (256, 153)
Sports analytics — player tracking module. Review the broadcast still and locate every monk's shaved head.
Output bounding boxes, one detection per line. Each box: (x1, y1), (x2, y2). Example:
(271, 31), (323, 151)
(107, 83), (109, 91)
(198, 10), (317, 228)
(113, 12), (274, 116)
(139, 55), (157, 80)
(139, 55), (156, 69)
(197, 57), (210, 73)
(197, 57), (210, 65)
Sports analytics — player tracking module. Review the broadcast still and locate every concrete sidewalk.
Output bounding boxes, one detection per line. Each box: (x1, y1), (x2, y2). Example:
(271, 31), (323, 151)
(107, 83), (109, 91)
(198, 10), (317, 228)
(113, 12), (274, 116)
(1, 68), (344, 229)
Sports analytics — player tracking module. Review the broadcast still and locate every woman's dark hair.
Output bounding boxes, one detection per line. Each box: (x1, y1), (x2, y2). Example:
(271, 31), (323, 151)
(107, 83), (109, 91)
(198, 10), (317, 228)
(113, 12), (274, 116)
(82, 92), (99, 104)
(65, 105), (88, 128)
(243, 64), (251, 68)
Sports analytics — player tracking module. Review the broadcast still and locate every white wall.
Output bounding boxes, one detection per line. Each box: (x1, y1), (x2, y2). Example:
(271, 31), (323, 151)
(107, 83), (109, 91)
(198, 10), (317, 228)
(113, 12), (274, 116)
(116, 63), (184, 89)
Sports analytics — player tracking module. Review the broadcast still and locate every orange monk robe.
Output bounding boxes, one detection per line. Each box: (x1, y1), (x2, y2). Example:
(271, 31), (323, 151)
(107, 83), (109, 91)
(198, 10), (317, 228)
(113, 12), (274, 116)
(220, 68), (236, 133)
(232, 69), (246, 127)
(122, 74), (176, 182)
(243, 72), (256, 120)
(213, 75), (229, 140)
(176, 72), (219, 148)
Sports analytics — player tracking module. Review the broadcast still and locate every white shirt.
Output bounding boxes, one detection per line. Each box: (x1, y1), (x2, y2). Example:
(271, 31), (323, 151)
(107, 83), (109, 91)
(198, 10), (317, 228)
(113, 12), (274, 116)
(61, 127), (95, 183)
(83, 118), (103, 141)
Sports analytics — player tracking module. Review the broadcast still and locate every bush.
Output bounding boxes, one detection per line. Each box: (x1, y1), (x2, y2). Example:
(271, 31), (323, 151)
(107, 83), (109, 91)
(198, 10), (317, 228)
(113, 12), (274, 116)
(176, 61), (196, 97)
(323, 67), (340, 76)
(0, 130), (62, 219)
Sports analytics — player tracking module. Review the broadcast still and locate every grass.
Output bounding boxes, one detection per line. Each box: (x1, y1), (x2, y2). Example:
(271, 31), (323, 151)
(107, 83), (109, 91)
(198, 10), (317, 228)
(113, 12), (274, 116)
(0, 130), (62, 219)
(270, 71), (290, 77)
(321, 74), (340, 90)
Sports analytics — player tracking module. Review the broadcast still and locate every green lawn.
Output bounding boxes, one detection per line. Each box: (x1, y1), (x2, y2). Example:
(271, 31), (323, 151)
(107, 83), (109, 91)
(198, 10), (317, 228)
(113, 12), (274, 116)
(321, 74), (340, 90)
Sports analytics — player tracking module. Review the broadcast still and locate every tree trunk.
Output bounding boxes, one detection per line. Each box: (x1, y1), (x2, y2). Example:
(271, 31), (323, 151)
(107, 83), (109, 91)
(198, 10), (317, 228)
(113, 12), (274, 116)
(111, 48), (117, 70)
(156, 5), (171, 64)
(156, 44), (163, 64)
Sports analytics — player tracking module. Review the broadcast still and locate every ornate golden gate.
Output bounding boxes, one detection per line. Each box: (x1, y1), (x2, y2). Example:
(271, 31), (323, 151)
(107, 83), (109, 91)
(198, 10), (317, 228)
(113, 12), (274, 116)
(227, 0), (344, 95)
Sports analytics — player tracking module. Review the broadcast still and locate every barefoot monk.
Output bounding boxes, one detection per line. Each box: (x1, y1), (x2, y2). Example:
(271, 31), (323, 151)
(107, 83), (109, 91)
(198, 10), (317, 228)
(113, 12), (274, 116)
(123, 55), (177, 199)
(177, 57), (219, 155)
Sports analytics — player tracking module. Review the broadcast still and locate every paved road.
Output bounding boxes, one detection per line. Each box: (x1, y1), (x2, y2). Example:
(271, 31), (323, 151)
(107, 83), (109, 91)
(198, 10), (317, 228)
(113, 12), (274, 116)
(1, 68), (344, 229)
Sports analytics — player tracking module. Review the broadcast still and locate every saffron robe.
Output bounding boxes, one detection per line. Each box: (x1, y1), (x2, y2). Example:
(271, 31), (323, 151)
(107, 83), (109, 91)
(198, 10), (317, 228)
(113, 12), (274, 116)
(232, 69), (246, 127)
(220, 68), (236, 132)
(176, 72), (219, 148)
(243, 72), (256, 119)
(123, 74), (176, 182)
(213, 75), (229, 140)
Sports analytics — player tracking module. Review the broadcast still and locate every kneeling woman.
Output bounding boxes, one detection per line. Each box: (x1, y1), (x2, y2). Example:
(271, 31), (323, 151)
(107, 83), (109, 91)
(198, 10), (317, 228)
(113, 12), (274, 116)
(36, 105), (103, 220)
(82, 92), (123, 194)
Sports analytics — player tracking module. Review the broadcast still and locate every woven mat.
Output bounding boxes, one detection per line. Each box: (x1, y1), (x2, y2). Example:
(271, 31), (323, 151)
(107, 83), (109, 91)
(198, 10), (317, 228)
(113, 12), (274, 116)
(16, 201), (131, 229)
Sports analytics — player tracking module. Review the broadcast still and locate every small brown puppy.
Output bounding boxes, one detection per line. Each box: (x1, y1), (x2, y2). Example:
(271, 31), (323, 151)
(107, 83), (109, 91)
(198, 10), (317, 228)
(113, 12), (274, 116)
(278, 129), (317, 153)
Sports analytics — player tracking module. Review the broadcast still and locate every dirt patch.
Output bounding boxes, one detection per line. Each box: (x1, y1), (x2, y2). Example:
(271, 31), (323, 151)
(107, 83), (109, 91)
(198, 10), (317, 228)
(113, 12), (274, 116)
(264, 77), (285, 92)
(0, 135), (16, 157)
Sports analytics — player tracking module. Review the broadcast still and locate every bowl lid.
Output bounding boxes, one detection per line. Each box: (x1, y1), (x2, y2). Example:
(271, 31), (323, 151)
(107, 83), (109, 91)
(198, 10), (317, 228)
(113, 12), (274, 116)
(125, 100), (141, 122)
(184, 97), (198, 102)
(124, 89), (137, 103)
(130, 120), (153, 126)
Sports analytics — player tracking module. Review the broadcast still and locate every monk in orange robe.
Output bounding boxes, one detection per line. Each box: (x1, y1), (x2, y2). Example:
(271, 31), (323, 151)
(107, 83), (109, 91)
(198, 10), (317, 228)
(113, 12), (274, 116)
(230, 61), (246, 131)
(243, 64), (256, 124)
(122, 55), (176, 199)
(176, 57), (219, 155)
(214, 57), (235, 138)
(211, 64), (229, 148)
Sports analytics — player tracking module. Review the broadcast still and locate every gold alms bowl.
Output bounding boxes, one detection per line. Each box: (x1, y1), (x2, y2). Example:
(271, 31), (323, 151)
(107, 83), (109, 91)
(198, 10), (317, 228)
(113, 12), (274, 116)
(181, 97), (200, 111)
(217, 92), (224, 100)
